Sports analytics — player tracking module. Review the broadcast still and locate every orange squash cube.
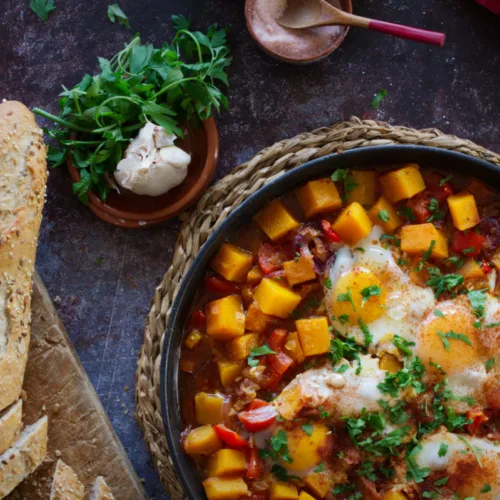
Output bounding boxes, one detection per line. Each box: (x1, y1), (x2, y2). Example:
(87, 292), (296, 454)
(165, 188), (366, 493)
(459, 258), (485, 280)
(303, 470), (335, 498)
(254, 200), (300, 241)
(208, 449), (246, 477)
(184, 425), (222, 456)
(347, 170), (376, 205)
(211, 243), (254, 283)
(270, 481), (299, 500)
(203, 477), (249, 500)
(368, 197), (403, 234)
(298, 492), (317, 500)
(184, 329), (203, 350)
(247, 265), (264, 284)
(195, 392), (225, 424)
(380, 164), (426, 203)
(331, 202), (373, 245)
(206, 295), (245, 341)
(227, 333), (260, 361)
(381, 491), (409, 500)
(253, 278), (302, 318)
(217, 359), (243, 387)
(245, 301), (275, 333)
(295, 317), (331, 356)
(447, 191), (480, 231)
(284, 331), (305, 364)
(283, 256), (316, 286)
(400, 223), (448, 260)
(297, 178), (342, 219)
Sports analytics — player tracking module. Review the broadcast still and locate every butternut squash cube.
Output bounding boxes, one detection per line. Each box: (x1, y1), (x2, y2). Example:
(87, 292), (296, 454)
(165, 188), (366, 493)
(217, 359), (243, 387)
(208, 449), (246, 477)
(400, 223), (448, 260)
(228, 333), (260, 361)
(195, 393), (225, 425)
(299, 492), (317, 500)
(379, 353), (402, 373)
(284, 331), (305, 364)
(283, 256), (316, 286)
(331, 202), (373, 246)
(368, 197), (403, 234)
(381, 491), (409, 500)
(206, 295), (245, 341)
(270, 481), (299, 500)
(247, 265), (264, 284)
(297, 178), (342, 219)
(211, 243), (254, 283)
(245, 301), (275, 332)
(447, 191), (480, 231)
(184, 329), (203, 350)
(347, 170), (376, 205)
(295, 317), (331, 356)
(303, 470), (334, 498)
(254, 199), (300, 241)
(459, 258), (485, 280)
(380, 164), (426, 203)
(184, 425), (222, 456)
(253, 278), (302, 318)
(203, 477), (249, 500)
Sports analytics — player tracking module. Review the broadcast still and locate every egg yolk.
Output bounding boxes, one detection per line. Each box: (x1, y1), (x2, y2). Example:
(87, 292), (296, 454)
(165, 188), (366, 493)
(417, 305), (482, 374)
(332, 267), (385, 325)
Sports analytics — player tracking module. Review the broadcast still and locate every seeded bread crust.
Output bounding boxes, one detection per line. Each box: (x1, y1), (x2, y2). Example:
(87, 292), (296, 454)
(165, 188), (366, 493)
(0, 101), (47, 412)
(0, 399), (22, 455)
(91, 476), (115, 500)
(50, 460), (85, 500)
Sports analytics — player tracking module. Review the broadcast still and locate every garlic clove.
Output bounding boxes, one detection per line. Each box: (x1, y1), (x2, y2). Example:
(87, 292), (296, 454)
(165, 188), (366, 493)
(159, 146), (191, 169)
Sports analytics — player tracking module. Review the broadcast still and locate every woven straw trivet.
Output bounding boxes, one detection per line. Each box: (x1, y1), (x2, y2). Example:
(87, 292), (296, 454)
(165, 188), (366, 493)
(135, 117), (500, 499)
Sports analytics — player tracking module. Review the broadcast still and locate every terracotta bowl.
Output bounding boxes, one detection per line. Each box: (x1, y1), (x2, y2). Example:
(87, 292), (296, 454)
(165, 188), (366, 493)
(245, 0), (352, 64)
(67, 117), (219, 228)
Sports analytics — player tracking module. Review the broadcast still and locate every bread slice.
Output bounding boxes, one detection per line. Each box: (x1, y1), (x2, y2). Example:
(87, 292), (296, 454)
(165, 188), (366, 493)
(0, 399), (22, 455)
(0, 101), (47, 412)
(91, 476), (115, 500)
(50, 460), (84, 500)
(0, 415), (48, 498)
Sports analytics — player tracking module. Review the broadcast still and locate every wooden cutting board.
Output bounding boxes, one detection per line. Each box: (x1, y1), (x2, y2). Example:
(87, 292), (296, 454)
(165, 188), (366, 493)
(7, 272), (148, 499)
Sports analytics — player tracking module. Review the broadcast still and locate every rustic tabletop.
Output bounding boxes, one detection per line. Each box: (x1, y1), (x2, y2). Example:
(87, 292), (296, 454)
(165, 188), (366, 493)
(2, 0), (500, 498)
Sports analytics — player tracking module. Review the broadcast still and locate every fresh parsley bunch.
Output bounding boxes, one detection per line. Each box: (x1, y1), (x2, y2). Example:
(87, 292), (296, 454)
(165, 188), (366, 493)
(34, 15), (231, 203)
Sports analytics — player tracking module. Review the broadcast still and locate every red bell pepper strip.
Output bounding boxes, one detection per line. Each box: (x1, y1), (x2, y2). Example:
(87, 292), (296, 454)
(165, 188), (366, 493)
(246, 446), (264, 479)
(480, 259), (493, 274)
(268, 328), (287, 351)
(248, 398), (271, 410)
(190, 310), (207, 329)
(267, 328), (293, 379)
(405, 184), (453, 224)
(321, 220), (341, 243)
(204, 275), (241, 294)
(213, 424), (248, 449)
(451, 231), (487, 258)
(467, 410), (488, 435)
(238, 405), (279, 432)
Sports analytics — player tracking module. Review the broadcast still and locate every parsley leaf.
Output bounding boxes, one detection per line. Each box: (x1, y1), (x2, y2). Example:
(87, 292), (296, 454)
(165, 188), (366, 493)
(324, 277), (332, 289)
(457, 435), (482, 468)
(485, 358), (495, 372)
(247, 344), (276, 367)
(481, 483), (492, 493)
(338, 314), (349, 325)
(360, 285), (382, 307)
(337, 288), (357, 311)
(406, 445), (431, 483)
(393, 335), (415, 356)
(302, 423), (314, 436)
(433, 309), (445, 318)
(371, 89), (387, 109)
(108, 3), (130, 28)
(313, 462), (326, 473)
(268, 429), (293, 463)
(438, 443), (448, 457)
(398, 206), (416, 221)
(377, 210), (390, 223)
(30, 0), (56, 22)
(357, 461), (377, 481)
(426, 267), (464, 297)
(415, 240), (436, 272)
(270, 464), (299, 482)
(468, 288), (487, 320)
(358, 318), (373, 347)
(331, 169), (348, 182)
(437, 330), (472, 352)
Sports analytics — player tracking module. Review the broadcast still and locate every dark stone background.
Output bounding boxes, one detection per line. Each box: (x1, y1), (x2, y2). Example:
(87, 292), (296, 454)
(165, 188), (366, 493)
(1, 0), (500, 498)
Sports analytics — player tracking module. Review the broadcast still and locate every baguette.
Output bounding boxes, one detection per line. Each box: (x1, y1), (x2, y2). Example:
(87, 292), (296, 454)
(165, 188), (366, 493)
(50, 460), (84, 500)
(91, 476), (115, 500)
(0, 399), (22, 455)
(0, 415), (48, 498)
(0, 101), (47, 412)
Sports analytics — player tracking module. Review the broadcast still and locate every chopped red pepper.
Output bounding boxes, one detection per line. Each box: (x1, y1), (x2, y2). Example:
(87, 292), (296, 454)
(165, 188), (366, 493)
(257, 243), (286, 274)
(321, 220), (341, 243)
(467, 410), (488, 435)
(248, 398), (270, 410)
(268, 328), (287, 351)
(405, 184), (453, 224)
(204, 275), (241, 294)
(480, 259), (493, 274)
(451, 230), (487, 258)
(246, 447), (264, 479)
(213, 424), (248, 449)
(238, 405), (279, 432)
(190, 310), (207, 329)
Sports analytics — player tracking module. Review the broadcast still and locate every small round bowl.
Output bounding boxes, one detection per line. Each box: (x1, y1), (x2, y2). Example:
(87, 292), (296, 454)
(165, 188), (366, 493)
(245, 0), (352, 64)
(68, 118), (219, 228)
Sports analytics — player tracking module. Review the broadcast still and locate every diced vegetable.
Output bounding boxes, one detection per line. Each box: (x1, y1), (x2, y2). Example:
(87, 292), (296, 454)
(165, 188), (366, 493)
(254, 199), (300, 241)
(380, 164), (426, 203)
(347, 170), (376, 205)
(447, 191), (480, 231)
(206, 295), (246, 341)
(298, 492), (317, 500)
(368, 197), (403, 234)
(459, 258), (485, 280)
(303, 470), (334, 498)
(320, 219), (341, 243)
(253, 278), (302, 318)
(405, 183), (453, 223)
(245, 301), (275, 332)
(217, 359), (243, 387)
(211, 243), (254, 283)
(190, 310), (207, 329)
(283, 256), (316, 286)
(247, 265), (264, 284)
(381, 491), (409, 500)
(284, 331), (305, 364)
(331, 202), (373, 245)
(208, 449), (247, 477)
(379, 353), (403, 373)
(286, 423), (330, 472)
(247, 446), (264, 479)
(451, 230), (486, 258)
(400, 223), (449, 259)
(184, 425), (223, 456)
(238, 405), (279, 432)
(480, 259), (493, 274)
(213, 424), (248, 448)
(195, 393), (225, 425)
(466, 409), (488, 435)
(228, 333), (260, 361)
(295, 317), (331, 356)
(297, 178), (342, 219)
(258, 242), (287, 274)
(202, 477), (249, 500)
(184, 329), (203, 350)
(205, 275), (242, 294)
(248, 398), (270, 410)
(269, 481), (299, 500)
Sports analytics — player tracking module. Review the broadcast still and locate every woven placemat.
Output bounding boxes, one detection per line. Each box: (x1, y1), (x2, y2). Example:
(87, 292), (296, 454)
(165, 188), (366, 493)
(135, 117), (500, 499)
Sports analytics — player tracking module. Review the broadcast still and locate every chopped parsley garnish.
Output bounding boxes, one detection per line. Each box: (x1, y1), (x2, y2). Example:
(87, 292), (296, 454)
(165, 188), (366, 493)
(333, 483), (355, 495)
(247, 344), (276, 367)
(378, 357), (426, 397)
(354, 247), (366, 253)
(438, 443), (448, 457)
(457, 435), (482, 468)
(393, 335), (415, 356)
(338, 314), (349, 325)
(378, 399), (410, 425)
(337, 288), (357, 311)
(266, 430), (293, 463)
(435, 476), (449, 486)
(324, 277), (332, 289)
(360, 285), (382, 307)
(378, 210), (390, 222)
(463, 246), (476, 254)
(331, 169), (359, 202)
(485, 358), (495, 372)
(468, 288), (487, 321)
(270, 464), (299, 482)
(415, 240), (436, 272)
(357, 461), (377, 481)
(440, 175), (453, 186)
(398, 206), (416, 221)
(486, 322), (500, 328)
(329, 337), (364, 374)
(406, 444), (431, 483)
(313, 462), (326, 473)
(426, 198), (445, 223)
(481, 483), (492, 493)
(336, 363), (349, 373)
(426, 267), (464, 297)
(302, 423), (314, 436)
(437, 330), (472, 352)
(434, 309), (445, 318)
(358, 318), (373, 347)
(397, 257), (408, 266)
(107, 3), (130, 28)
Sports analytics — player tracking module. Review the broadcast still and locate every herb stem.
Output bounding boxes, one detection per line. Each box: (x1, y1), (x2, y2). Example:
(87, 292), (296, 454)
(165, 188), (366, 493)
(152, 76), (198, 99)
(32, 108), (93, 132)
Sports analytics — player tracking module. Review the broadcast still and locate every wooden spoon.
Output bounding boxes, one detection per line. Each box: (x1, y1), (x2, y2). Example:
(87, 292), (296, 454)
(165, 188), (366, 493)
(277, 0), (446, 47)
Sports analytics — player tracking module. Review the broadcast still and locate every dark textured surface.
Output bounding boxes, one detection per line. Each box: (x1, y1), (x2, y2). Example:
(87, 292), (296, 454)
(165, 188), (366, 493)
(1, 0), (500, 498)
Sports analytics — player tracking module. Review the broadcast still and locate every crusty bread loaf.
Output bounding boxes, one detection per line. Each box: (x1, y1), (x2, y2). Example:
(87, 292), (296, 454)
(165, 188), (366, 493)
(0, 415), (48, 498)
(91, 476), (115, 500)
(0, 399), (22, 455)
(50, 460), (84, 500)
(0, 100), (47, 411)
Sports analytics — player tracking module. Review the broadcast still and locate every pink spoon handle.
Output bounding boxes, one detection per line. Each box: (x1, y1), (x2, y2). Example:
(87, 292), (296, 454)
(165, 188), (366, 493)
(368, 20), (446, 47)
